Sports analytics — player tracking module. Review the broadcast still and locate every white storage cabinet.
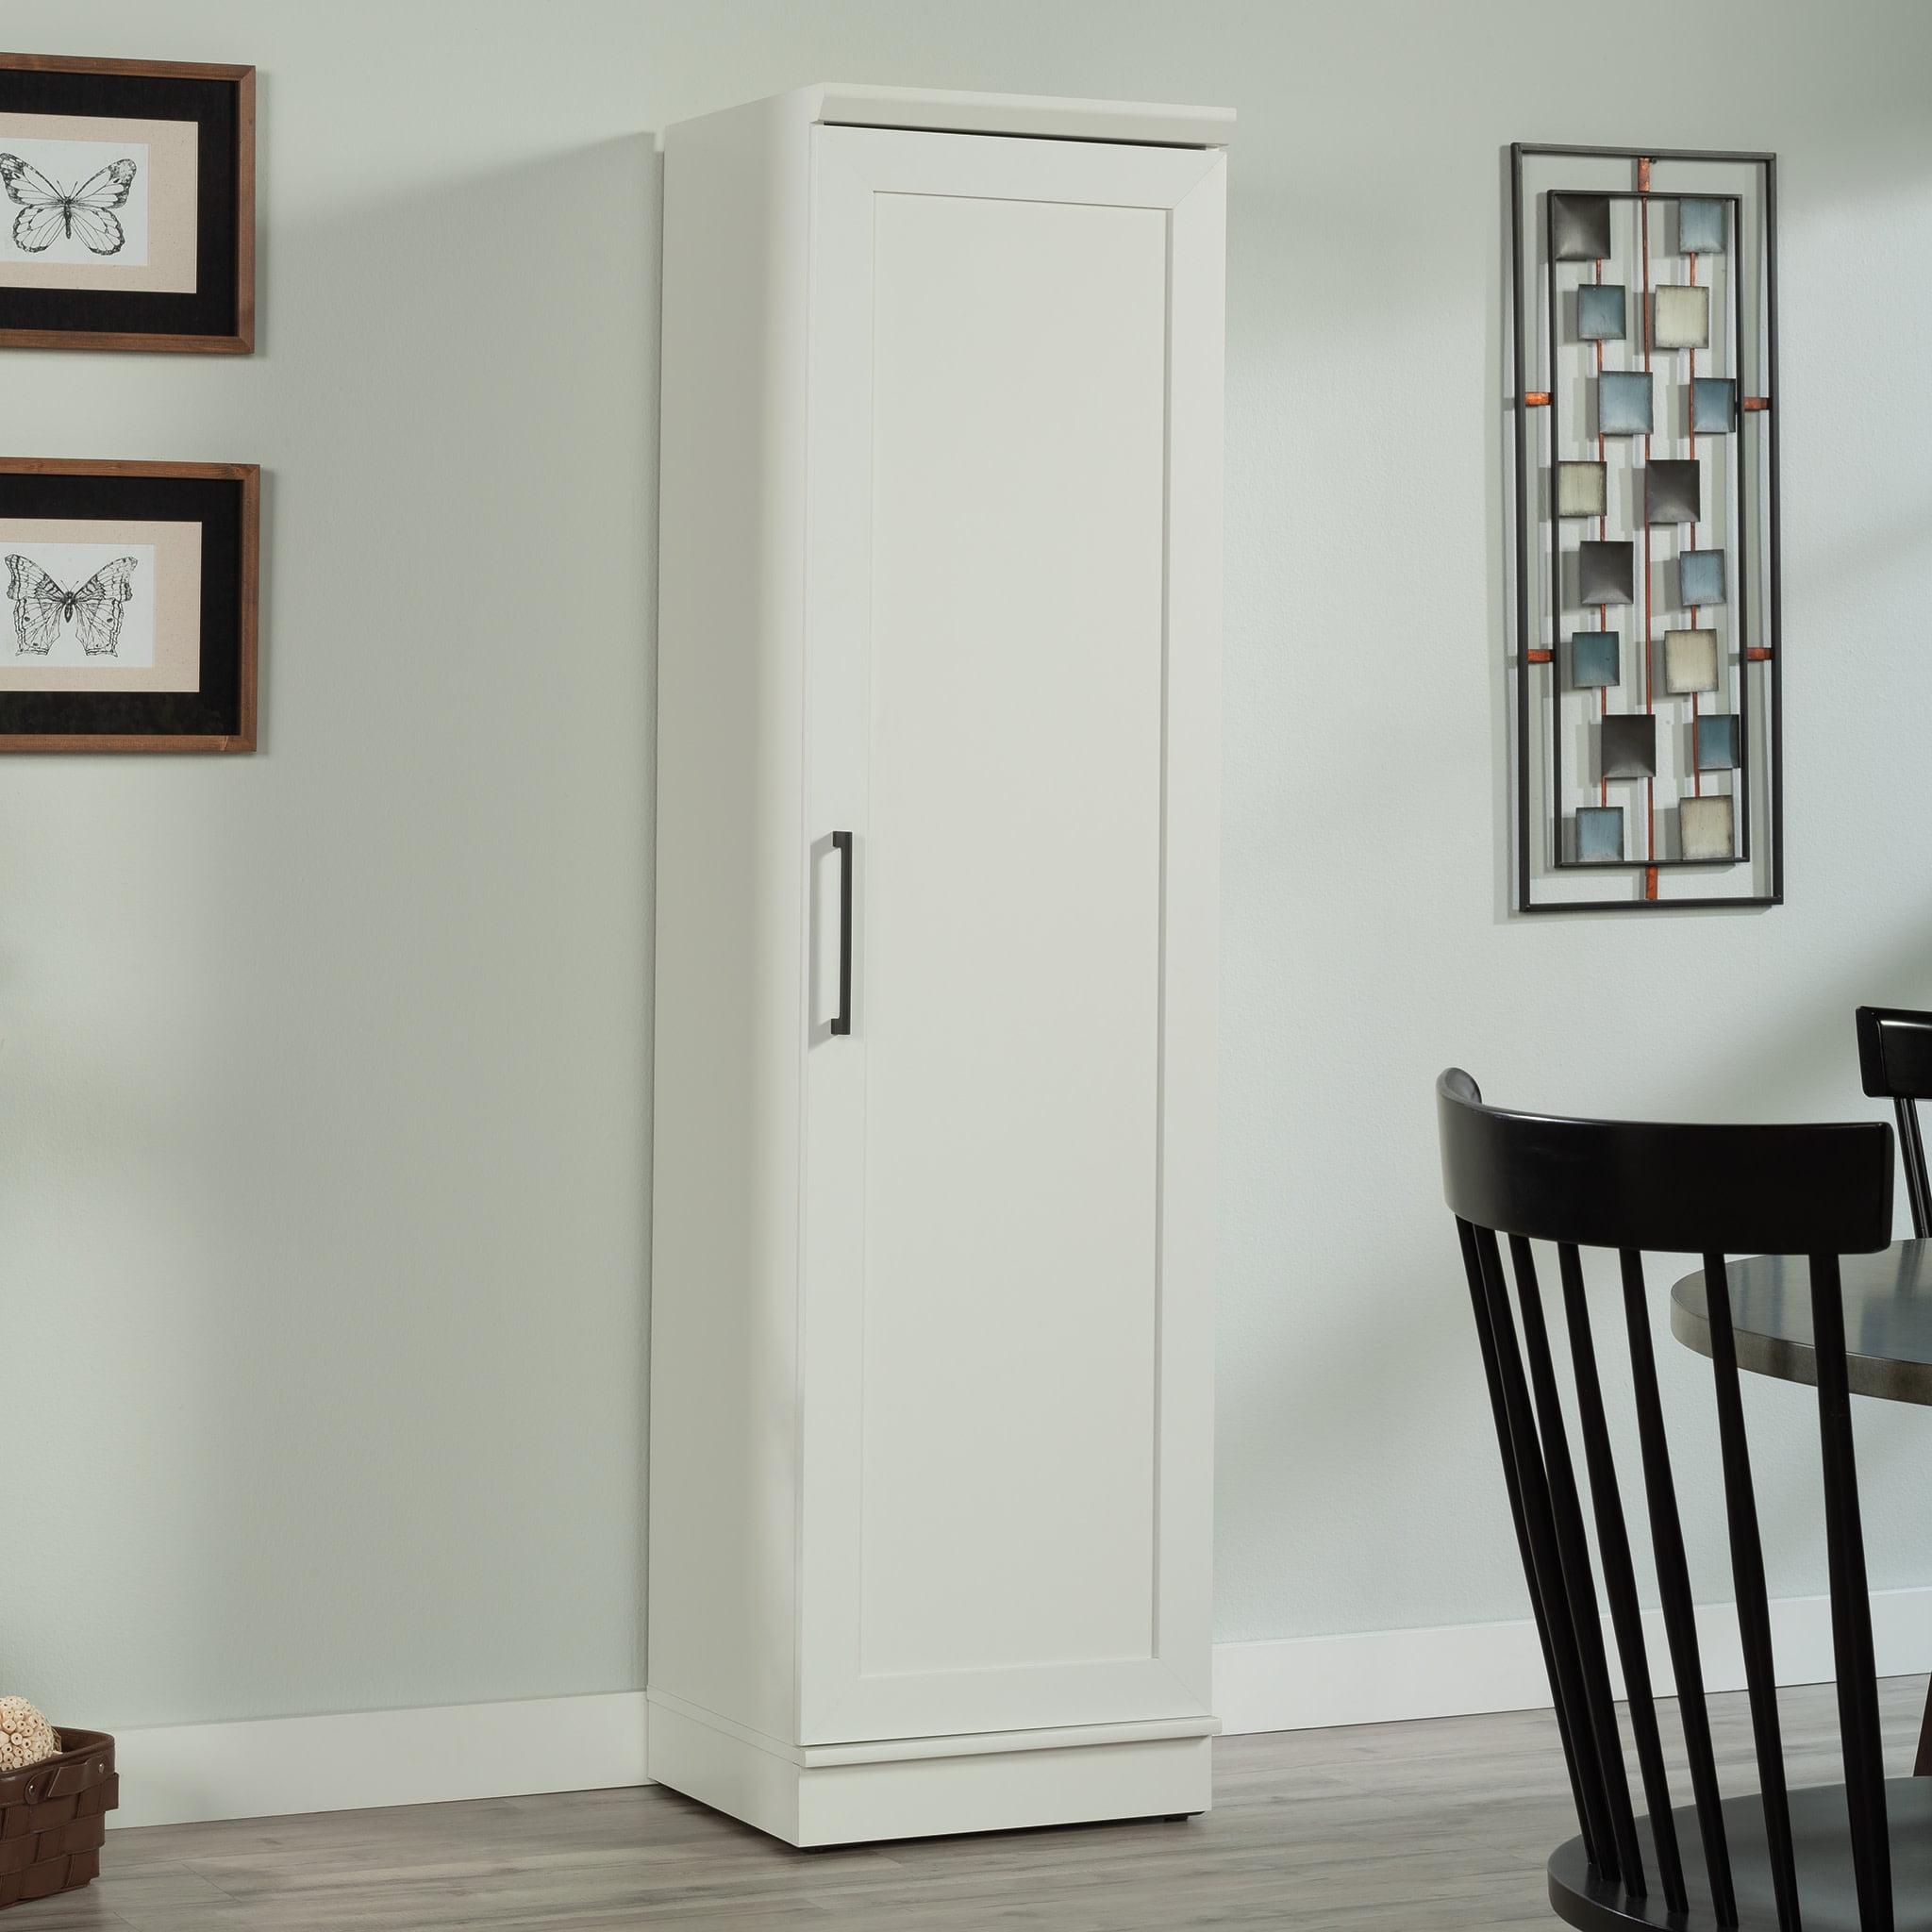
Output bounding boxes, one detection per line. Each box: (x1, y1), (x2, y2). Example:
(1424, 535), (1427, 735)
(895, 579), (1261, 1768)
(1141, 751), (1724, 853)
(649, 82), (1230, 1847)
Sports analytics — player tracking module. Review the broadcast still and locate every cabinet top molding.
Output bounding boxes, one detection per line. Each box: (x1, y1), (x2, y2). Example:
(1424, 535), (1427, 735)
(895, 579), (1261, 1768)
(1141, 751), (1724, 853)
(669, 82), (1236, 151)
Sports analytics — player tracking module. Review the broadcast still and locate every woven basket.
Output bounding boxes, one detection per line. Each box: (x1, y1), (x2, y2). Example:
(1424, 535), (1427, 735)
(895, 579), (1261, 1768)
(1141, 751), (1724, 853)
(0, 1731), (116, 1911)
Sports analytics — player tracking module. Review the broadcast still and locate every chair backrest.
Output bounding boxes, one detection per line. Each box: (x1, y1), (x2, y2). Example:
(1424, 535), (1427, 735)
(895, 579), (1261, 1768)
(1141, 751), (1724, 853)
(1438, 1068), (1896, 1932)
(1856, 1006), (1932, 1238)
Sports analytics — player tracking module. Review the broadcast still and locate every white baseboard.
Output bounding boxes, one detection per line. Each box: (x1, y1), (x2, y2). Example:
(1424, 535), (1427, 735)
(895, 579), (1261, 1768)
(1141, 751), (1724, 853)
(1213, 1582), (1932, 1736)
(104, 1587), (1932, 1828)
(110, 1691), (648, 1828)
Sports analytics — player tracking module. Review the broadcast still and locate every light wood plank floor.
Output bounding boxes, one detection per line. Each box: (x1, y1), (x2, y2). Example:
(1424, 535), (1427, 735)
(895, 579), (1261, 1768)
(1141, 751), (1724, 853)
(16, 1677), (1927, 1930)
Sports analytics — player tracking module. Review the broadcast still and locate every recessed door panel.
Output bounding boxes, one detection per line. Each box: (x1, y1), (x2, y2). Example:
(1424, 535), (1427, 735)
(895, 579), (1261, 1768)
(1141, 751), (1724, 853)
(801, 125), (1223, 1743)
(861, 188), (1165, 1679)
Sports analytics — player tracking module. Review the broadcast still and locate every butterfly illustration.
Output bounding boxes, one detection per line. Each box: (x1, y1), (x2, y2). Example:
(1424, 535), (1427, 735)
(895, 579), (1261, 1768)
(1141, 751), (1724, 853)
(0, 154), (138, 256)
(5, 555), (139, 657)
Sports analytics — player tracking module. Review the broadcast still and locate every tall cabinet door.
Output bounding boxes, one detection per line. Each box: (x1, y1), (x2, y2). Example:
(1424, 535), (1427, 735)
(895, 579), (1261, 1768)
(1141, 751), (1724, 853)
(799, 125), (1223, 1745)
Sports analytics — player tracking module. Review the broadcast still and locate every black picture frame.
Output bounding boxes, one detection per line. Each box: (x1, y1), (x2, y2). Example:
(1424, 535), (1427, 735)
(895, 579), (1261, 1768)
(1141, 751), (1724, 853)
(0, 52), (255, 353)
(0, 458), (258, 752)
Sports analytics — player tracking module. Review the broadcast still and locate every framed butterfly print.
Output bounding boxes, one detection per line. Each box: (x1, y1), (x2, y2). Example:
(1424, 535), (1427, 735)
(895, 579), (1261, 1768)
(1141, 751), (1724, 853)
(0, 458), (258, 752)
(0, 52), (254, 353)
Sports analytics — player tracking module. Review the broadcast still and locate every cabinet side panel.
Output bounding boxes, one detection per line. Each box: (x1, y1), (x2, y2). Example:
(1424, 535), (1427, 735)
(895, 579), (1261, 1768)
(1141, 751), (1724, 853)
(649, 97), (809, 1745)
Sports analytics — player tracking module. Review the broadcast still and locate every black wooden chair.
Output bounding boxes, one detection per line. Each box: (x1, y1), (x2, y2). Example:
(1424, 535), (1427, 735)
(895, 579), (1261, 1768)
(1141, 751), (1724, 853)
(1855, 1004), (1932, 1779)
(1857, 1006), (1932, 1239)
(1438, 1067), (1907, 1932)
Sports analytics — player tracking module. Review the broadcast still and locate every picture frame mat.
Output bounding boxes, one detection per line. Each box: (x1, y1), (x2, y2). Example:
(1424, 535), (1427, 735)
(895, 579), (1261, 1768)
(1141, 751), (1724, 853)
(0, 109), (198, 291)
(0, 516), (203, 691)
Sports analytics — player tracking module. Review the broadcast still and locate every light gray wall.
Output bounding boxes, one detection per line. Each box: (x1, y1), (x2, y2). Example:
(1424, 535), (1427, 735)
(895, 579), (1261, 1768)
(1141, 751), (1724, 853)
(6, 0), (1931, 1728)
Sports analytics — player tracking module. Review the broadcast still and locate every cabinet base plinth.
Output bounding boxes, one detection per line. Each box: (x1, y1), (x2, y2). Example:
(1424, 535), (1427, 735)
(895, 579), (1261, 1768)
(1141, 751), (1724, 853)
(645, 1701), (1215, 1847)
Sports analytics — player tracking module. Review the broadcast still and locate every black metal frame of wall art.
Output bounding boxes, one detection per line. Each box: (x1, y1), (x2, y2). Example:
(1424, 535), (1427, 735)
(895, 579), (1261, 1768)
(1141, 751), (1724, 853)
(1509, 142), (1781, 914)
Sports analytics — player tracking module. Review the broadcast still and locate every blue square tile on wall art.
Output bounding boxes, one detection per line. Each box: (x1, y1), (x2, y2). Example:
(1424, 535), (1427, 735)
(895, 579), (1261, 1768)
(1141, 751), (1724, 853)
(1598, 371), (1653, 436)
(1691, 377), (1736, 434)
(1576, 806), (1624, 862)
(1576, 284), (1626, 341)
(1680, 548), (1726, 608)
(1680, 197), (1727, 255)
(1697, 714), (1740, 770)
(1571, 630), (1620, 688)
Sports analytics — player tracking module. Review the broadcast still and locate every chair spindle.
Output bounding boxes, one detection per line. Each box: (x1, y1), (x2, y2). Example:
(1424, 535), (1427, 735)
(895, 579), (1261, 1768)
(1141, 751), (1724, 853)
(1473, 1224), (1618, 1874)
(1894, 1101), (1930, 1241)
(1508, 1234), (1647, 1893)
(1808, 1253), (1894, 1932)
(1704, 1253), (1802, 1932)
(1557, 1241), (1688, 1913)
(1620, 1248), (1738, 1927)
(1457, 1220), (1597, 1864)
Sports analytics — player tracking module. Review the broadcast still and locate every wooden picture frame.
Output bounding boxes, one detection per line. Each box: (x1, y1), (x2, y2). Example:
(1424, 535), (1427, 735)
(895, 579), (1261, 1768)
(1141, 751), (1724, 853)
(0, 458), (258, 752)
(0, 52), (254, 353)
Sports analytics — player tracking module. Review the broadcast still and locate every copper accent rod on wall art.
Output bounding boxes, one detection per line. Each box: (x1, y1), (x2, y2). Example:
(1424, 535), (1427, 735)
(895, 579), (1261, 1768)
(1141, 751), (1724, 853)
(1594, 258), (1607, 805)
(1641, 192), (1656, 873)
(1688, 245), (1702, 800)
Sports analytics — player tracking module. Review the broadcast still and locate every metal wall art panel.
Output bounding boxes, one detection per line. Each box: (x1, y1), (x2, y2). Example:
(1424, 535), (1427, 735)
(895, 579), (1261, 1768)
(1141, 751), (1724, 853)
(1508, 143), (1781, 911)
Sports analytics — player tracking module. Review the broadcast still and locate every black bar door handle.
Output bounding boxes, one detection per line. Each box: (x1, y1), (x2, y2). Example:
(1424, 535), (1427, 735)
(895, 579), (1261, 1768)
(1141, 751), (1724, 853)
(830, 831), (853, 1036)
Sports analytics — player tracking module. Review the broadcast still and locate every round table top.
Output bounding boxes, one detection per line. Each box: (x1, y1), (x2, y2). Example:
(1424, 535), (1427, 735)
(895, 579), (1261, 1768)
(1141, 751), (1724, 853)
(1671, 1239), (1932, 1405)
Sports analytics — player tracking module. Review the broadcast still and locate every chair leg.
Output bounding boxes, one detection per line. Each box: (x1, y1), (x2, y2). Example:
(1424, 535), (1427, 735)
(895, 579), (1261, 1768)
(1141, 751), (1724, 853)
(1915, 1680), (1932, 1777)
